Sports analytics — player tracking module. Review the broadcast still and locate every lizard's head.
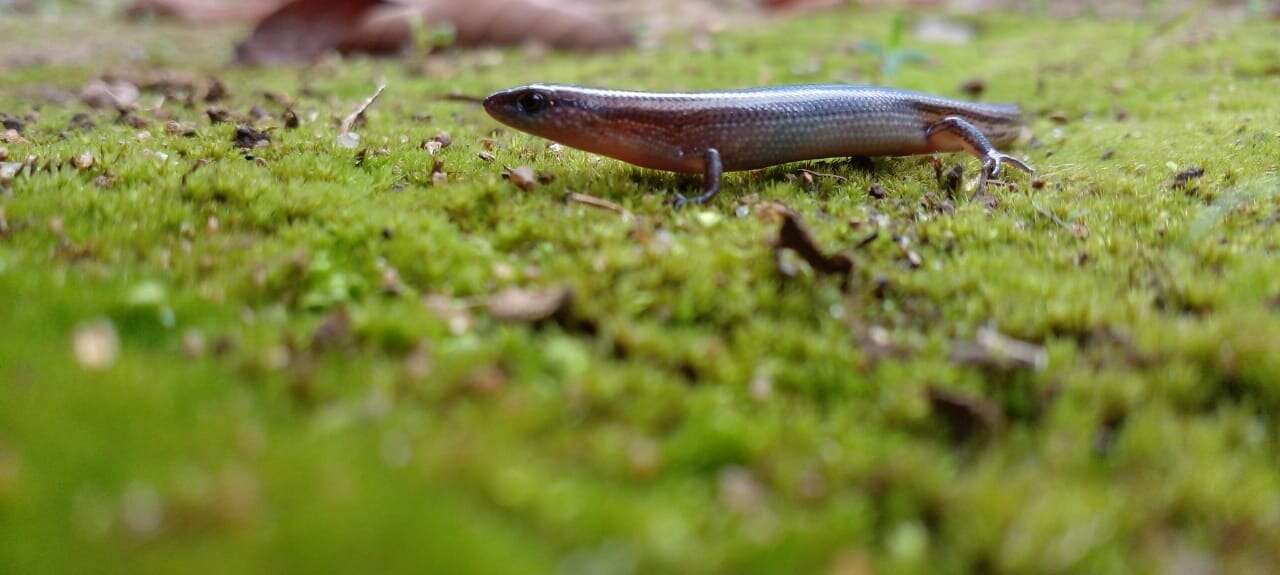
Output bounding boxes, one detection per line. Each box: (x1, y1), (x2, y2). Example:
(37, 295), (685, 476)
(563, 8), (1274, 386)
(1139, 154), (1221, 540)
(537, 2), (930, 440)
(483, 84), (693, 172)
(483, 84), (600, 145)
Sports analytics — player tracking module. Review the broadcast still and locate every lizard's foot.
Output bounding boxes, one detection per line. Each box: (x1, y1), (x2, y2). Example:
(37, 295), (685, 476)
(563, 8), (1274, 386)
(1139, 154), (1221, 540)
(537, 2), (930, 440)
(673, 148), (723, 210)
(671, 189), (719, 210)
(980, 151), (1035, 191)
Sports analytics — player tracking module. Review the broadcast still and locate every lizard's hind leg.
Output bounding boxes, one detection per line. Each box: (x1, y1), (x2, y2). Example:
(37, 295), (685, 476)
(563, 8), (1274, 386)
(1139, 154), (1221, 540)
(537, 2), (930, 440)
(926, 116), (1033, 191)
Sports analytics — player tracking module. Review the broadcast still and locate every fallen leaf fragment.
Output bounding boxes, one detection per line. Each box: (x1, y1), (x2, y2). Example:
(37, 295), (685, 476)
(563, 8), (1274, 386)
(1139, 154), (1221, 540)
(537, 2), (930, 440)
(80, 79), (140, 111)
(206, 107), (233, 124)
(1170, 166), (1205, 190)
(950, 325), (1047, 371)
(504, 166), (537, 190)
(233, 126), (270, 149)
(164, 121), (197, 137)
(487, 286), (572, 323)
(772, 211), (855, 286)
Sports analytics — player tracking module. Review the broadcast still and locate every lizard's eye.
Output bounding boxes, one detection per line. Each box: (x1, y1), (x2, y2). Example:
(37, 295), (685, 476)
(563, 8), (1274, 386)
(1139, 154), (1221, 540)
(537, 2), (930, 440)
(516, 92), (549, 115)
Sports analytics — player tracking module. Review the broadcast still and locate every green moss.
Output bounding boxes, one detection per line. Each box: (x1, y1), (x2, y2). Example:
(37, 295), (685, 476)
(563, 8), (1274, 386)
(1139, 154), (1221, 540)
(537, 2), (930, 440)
(2, 9), (1280, 574)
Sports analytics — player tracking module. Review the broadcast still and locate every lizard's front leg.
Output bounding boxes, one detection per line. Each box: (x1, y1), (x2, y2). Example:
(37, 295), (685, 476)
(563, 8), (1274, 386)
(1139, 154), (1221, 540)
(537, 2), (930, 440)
(673, 148), (723, 209)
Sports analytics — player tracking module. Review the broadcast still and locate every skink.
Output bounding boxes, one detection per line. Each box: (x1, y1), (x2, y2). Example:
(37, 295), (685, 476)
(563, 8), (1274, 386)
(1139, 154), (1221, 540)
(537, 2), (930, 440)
(483, 84), (1033, 206)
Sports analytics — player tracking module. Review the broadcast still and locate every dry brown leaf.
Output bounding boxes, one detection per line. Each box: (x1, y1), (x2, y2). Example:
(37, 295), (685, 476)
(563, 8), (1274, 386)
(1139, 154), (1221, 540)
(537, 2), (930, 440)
(335, 3), (423, 56)
(409, 0), (631, 52)
(237, 0), (631, 65)
(236, 0), (385, 65)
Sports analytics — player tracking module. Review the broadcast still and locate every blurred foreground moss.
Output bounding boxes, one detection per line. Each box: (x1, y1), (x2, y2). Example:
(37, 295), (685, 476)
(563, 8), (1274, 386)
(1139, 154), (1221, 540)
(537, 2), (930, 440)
(2, 8), (1280, 574)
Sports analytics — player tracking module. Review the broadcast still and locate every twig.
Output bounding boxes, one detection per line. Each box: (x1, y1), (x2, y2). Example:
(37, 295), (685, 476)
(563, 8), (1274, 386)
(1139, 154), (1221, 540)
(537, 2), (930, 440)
(431, 93), (485, 104)
(797, 168), (848, 182)
(854, 231), (879, 250)
(1031, 201), (1071, 230)
(339, 83), (387, 136)
(566, 192), (632, 219)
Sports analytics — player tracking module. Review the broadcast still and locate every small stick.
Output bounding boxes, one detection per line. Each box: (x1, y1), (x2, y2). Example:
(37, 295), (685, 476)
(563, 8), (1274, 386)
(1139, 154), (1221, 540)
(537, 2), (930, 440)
(339, 83), (387, 136)
(566, 192), (632, 218)
(797, 168), (848, 182)
(1031, 201), (1071, 230)
(434, 93), (485, 104)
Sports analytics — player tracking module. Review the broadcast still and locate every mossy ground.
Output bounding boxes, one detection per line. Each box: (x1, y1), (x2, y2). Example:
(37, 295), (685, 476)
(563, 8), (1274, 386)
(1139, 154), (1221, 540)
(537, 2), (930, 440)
(2, 8), (1280, 574)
